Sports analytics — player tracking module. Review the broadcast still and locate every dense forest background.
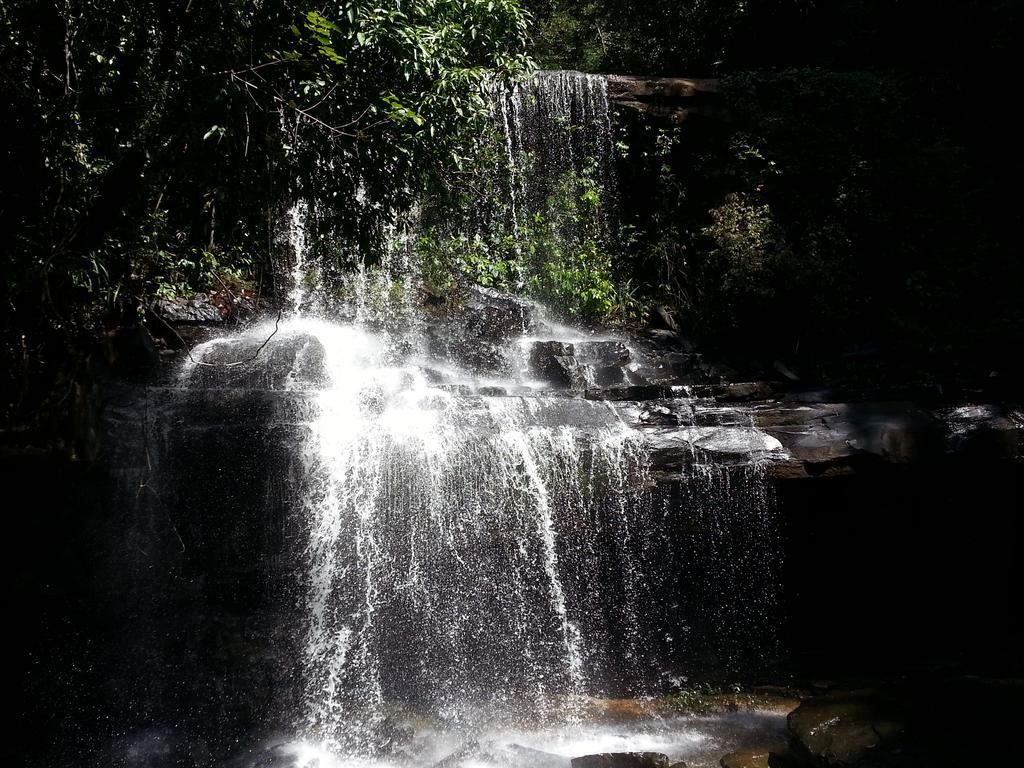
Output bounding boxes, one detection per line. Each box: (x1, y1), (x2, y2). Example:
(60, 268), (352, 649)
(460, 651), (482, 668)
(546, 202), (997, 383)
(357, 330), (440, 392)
(2, 0), (1022, 449)
(524, 0), (1023, 385)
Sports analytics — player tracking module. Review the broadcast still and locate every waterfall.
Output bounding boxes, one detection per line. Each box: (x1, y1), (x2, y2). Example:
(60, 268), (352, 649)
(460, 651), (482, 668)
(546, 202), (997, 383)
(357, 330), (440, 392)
(180, 321), (781, 762)
(286, 202), (311, 314)
(165, 71), (782, 766)
(498, 71), (619, 249)
(184, 317), (671, 752)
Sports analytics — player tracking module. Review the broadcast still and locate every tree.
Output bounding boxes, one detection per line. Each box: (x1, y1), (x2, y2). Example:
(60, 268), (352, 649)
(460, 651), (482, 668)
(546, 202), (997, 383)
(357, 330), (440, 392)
(0, 0), (531, 429)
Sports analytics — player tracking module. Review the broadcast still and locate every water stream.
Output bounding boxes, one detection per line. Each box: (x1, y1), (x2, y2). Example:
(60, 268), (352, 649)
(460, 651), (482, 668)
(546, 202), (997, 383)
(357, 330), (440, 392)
(119, 71), (784, 768)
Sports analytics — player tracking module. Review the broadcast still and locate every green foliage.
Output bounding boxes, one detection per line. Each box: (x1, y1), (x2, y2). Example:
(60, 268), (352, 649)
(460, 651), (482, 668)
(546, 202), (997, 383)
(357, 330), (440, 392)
(526, 0), (749, 75)
(611, 65), (1023, 381)
(417, 232), (521, 293)
(0, 0), (532, 425)
(521, 170), (617, 320)
(417, 163), (635, 322)
(702, 193), (783, 303)
(150, 248), (254, 302)
(526, 1), (1024, 78)
(275, 0), (534, 259)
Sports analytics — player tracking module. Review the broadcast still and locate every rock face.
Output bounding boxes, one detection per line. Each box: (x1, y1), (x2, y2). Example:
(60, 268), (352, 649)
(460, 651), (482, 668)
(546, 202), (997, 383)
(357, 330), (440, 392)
(606, 76), (723, 122)
(787, 687), (905, 767)
(753, 401), (1024, 478)
(530, 341), (583, 388)
(462, 284), (535, 339)
(572, 754), (670, 768)
(152, 295), (225, 325)
(151, 285), (1024, 478)
(784, 678), (1024, 767)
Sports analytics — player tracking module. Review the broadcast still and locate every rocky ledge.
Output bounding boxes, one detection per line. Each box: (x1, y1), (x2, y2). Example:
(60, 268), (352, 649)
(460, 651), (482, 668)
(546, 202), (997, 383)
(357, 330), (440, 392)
(784, 677), (1024, 767)
(425, 290), (1024, 479)
(141, 285), (1024, 481)
(606, 76), (724, 122)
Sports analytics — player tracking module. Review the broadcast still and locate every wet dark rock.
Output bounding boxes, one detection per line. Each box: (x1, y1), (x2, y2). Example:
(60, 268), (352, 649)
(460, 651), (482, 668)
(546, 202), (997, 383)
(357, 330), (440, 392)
(531, 341), (584, 388)
(639, 405), (680, 426)
(572, 753), (671, 768)
(477, 386), (508, 397)
(453, 340), (512, 375)
(152, 295), (225, 325)
(622, 346), (722, 387)
(569, 343), (632, 386)
(756, 402), (945, 476)
(754, 401), (1024, 478)
(586, 385), (683, 401)
(647, 426), (784, 469)
(185, 333), (328, 391)
(785, 677), (1024, 768)
(787, 687), (907, 767)
(592, 365), (627, 386)
(940, 404), (1024, 457)
(462, 285), (535, 339)
(623, 357), (681, 386)
(701, 382), (780, 402)
(575, 340), (632, 368)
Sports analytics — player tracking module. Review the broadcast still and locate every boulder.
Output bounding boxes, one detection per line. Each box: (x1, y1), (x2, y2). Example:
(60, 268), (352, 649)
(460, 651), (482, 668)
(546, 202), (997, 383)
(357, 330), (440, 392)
(591, 365), (627, 386)
(530, 341), (584, 388)
(940, 404), (1024, 457)
(647, 426), (785, 469)
(755, 402), (950, 475)
(152, 295), (225, 325)
(575, 341), (632, 368)
(462, 285), (535, 339)
(572, 754), (670, 768)
(787, 687), (905, 767)
(699, 382), (780, 402)
(639, 405), (680, 426)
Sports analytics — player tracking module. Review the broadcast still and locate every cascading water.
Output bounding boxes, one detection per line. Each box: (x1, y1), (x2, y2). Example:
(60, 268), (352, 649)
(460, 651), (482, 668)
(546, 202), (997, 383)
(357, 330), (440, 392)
(167, 71), (784, 768)
(497, 71), (619, 249)
(183, 312), (668, 755)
